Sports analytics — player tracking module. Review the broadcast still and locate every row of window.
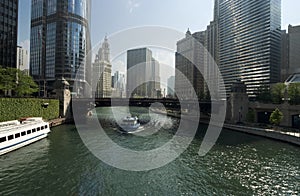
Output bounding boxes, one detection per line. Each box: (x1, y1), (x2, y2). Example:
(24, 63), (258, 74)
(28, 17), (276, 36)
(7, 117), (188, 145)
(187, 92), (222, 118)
(0, 125), (48, 143)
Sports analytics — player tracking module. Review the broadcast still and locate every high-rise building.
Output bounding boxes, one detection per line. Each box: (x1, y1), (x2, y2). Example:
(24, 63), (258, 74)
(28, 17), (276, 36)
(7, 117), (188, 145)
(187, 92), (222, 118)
(127, 48), (160, 98)
(167, 76), (175, 97)
(175, 29), (206, 100)
(288, 25), (300, 76)
(16, 46), (28, 71)
(280, 30), (289, 81)
(281, 25), (300, 81)
(0, 0), (18, 68)
(216, 0), (281, 97)
(93, 37), (112, 98)
(111, 71), (126, 98)
(30, 0), (91, 97)
(204, 21), (222, 98)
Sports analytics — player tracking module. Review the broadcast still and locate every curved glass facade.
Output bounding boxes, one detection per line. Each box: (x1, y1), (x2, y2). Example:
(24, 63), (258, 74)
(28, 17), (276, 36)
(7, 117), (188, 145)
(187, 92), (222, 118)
(217, 0), (281, 97)
(67, 0), (88, 19)
(30, 0), (91, 95)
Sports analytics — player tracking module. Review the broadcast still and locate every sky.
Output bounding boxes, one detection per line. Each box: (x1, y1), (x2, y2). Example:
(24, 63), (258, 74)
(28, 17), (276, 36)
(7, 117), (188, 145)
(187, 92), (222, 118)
(18, 0), (300, 48)
(18, 0), (300, 86)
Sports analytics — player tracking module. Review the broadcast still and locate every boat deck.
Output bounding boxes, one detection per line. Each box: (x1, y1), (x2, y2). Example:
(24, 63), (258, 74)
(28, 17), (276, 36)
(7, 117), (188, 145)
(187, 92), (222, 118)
(0, 118), (46, 135)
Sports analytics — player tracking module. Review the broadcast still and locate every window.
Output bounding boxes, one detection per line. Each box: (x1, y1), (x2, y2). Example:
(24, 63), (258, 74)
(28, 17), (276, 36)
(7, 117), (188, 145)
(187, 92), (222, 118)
(8, 135), (14, 141)
(37, 127), (41, 131)
(21, 131), (26, 136)
(0, 137), (6, 143)
(32, 129), (36, 133)
(27, 130), (32, 134)
(45, 125), (48, 129)
(41, 126), (44, 130)
(15, 133), (20, 138)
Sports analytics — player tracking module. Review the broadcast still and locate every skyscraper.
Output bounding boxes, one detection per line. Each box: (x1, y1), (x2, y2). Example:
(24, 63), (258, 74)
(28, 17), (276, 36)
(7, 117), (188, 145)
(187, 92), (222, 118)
(30, 0), (91, 97)
(127, 48), (160, 98)
(112, 71), (126, 98)
(93, 37), (112, 98)
(167, 76), (175, 97)
(281, 25), (300, 81)
(216, 0), (281, 97)
(175, 29), (206, 100)
(0, 0), (18, 68)
(17, 46), (29, 71)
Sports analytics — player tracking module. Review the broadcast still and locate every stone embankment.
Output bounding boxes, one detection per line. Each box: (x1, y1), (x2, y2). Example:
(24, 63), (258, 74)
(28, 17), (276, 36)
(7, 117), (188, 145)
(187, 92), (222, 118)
(151, 108), (300, 146)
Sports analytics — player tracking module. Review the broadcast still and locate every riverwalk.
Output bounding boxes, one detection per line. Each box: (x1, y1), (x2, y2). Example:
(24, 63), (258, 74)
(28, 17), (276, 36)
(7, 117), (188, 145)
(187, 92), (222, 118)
(151, 108), (300, 146)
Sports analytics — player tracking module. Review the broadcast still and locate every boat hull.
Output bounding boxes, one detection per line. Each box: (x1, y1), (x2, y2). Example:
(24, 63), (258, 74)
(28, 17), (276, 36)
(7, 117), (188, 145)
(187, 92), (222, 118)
(0, 118), (51, 156)
(0, 133), (49, 155)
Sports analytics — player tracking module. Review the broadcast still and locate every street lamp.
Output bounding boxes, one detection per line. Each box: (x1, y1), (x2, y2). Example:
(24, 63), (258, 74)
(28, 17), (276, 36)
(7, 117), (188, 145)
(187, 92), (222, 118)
(41, 102), (49, 119)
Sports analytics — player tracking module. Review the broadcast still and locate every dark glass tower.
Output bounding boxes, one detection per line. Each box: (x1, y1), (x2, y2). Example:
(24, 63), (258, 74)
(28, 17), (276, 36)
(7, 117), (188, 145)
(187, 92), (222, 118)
(30, 0), (91, 96)
(0, 0), (18, 68)
(216, 0), (281, 97)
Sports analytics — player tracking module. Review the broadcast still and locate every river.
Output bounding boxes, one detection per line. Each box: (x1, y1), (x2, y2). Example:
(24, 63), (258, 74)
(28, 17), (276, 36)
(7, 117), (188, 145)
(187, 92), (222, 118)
(0, 107), (299, 195)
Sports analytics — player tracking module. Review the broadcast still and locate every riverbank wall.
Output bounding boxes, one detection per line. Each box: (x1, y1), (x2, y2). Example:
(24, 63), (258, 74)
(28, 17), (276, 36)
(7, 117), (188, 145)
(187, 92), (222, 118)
(151, 108), (300, 146)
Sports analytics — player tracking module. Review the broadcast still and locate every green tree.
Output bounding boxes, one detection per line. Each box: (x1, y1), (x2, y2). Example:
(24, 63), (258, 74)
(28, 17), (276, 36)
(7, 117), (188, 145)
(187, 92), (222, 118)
(256, 85), (272, 103)
(269, 108), (283, 126)
(288, 83), (300, 105)
(15, 69), (38, 96)
(246, 109), (255, 123)
(271, 83), (286, 104)
(0, 67), (38, 97)
(0, 67), (17, 96)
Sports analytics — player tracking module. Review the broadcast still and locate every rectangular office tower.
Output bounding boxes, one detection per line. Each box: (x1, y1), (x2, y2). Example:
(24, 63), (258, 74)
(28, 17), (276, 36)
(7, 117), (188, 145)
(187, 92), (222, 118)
(0, 0), (18, 68)
(30, 0), (91, 97)
(216, 0), (281, 97)
(127, 48), (161, 98)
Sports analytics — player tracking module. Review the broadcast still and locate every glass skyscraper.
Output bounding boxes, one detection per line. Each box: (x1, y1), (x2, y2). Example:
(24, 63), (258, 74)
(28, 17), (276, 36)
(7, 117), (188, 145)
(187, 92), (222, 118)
(30, 0), (91, 96)
(216, 0), (281, 97)
(0, 0), (18, 68)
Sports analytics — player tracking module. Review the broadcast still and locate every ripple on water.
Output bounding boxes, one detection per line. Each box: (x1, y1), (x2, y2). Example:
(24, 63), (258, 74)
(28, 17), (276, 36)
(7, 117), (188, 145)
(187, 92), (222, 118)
(0, 107), (300, 195)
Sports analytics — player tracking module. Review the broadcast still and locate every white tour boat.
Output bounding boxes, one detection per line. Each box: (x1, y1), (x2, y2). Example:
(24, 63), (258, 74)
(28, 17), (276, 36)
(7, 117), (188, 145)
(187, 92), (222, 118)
(119, 116), (141, 133)
(0, 117), (51, 155)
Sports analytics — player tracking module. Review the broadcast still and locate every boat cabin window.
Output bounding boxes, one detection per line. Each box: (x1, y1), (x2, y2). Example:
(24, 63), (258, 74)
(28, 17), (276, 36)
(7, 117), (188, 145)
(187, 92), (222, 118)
(0, 137), (6, 143)
(37, 127), (41, 131)
(41, 126), (44, 130)
(21, 131), (26, 136)
(15, 133), (20, 138)
(27, 130), (31, 134)
(8, 135), (14, 141)
(32, 128), (36, 133)
(45, 125), (48, 129)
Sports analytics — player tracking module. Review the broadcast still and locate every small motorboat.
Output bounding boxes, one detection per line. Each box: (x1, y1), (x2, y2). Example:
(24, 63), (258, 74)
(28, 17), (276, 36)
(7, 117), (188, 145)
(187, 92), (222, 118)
(119, 116), (141, 133)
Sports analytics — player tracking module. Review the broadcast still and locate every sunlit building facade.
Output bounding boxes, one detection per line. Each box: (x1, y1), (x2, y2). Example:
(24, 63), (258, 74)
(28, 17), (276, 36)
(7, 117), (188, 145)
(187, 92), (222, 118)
(93, 37), (112, 98)
(127, 48), (161, 98)
(216, 0), (281, 97)
(30, 0), (91, 96)
(175, 29), (206, 100)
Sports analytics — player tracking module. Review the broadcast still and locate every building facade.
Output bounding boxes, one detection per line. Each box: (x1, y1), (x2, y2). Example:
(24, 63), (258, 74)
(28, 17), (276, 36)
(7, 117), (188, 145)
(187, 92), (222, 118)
(175, 29), (206, 100)
(216, 0), (281, 97)
(93, 37), (112, 98)
(0, 0), (18, 68)
(167, 76), (175, 97)
(127, 48), (160, 98)
(30, 0), (91, 97)
(280, 30), (289, 81)
(281, 25), (300, 81)
(17, 46), (29, 71)
(111, 71), (126, 98)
